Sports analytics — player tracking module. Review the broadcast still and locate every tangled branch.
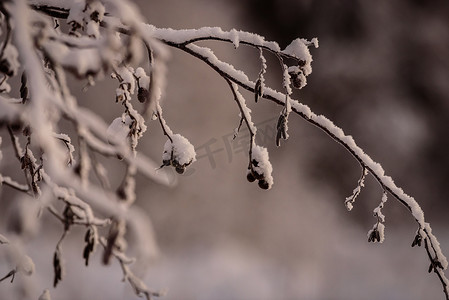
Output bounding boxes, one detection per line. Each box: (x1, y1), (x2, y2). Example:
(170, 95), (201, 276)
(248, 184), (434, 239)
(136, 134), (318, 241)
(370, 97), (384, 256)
(0, 0), (446, 299)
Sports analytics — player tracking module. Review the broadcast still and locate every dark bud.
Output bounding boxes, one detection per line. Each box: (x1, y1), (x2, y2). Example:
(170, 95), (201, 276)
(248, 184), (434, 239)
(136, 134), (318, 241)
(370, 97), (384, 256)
(83, 245), (91, 266)
(90, 11), (100, 22)
(375, 230), (381, 242)
(291, 76), (302, 89)
(251, 159), (259, 167)
(411, 234), (422, 247)
(0, 59), (13, 77)
(428, 262), (434, 273)
(368, 230), (379, 243)
(84, 228), (91, 243)
(276, 114), (288, 146)
(276, 114), (285, 130)
(20, 86), (28, 101)
(162, 159), (171, 167)
(83, 228), (95, 266)
(281, 126), (287, 140)
(69, 20), (82, 32)
(116, 186), (126, 200)
(258, 179), (269, 190)
(137, 87), (149, 103)
(288, 67), (304, 89)
(175, 166), (185, 174)
(74, 162), (81, 177)
(247, 171), (256, 182)
(252, 169), (264, 180)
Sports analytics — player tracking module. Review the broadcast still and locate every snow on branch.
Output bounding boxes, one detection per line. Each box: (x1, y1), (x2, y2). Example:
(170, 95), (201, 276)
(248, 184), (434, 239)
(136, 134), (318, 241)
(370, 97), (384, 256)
(0, 1), (446, 299)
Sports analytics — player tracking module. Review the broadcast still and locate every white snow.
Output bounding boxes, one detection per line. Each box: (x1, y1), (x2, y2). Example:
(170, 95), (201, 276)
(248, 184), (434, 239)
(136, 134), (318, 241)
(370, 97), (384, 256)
(116, 66), (136, 94)
(282, 38), (315, 76)
(257, 48), (267, 96)
(251, 145), (274, 188)
(283, 64), (292, 96)
(38, 289), (51, 300)
(229, 29), (240, 48)
(345, 168), (367, 211)
(163, 134), (196, 166)
(135, 67), (150, 88)
(18, 254), (35, 276)
(146, 26), (281, 52)
(373, 192), (388, 223)
(377, 223), (385, 243)
(86, 21), (100, 38)
(107, 115), (132, 144)
(231, 82), (256, 135)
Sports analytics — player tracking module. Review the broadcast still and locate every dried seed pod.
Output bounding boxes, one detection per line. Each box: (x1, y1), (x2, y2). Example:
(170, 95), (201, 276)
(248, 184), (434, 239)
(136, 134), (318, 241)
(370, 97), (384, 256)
(375, 230), (381, 242)
(411, 234), (422, 247)
(290, 73), (303, 89)
(137, 87), (149, 103)
(20, 86), (28, 101)
(83, 227), (96, 266)
(53, 249), (63, 287)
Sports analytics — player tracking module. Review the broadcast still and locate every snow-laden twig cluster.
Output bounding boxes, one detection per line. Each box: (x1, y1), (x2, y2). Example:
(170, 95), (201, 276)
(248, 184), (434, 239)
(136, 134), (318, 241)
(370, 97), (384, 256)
(0, 0), (447, 299)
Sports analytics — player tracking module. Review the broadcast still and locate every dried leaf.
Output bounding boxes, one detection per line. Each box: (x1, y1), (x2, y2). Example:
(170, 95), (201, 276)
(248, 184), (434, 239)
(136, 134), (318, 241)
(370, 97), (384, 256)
(53, 249), (63, 287)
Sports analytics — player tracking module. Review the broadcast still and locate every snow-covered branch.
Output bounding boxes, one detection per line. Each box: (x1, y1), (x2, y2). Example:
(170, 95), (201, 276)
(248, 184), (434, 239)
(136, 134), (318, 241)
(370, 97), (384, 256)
(0, 1), (446, 299)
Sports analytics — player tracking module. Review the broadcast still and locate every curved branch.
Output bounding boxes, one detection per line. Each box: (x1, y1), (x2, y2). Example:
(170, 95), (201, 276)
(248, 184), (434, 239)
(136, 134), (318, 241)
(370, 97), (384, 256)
(156, 28), (449, 297)
(22, 3), (449, 297)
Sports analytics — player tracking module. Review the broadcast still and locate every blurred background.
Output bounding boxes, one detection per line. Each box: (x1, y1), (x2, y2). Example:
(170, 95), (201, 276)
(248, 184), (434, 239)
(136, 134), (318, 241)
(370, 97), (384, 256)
(1, 0), (449, 299)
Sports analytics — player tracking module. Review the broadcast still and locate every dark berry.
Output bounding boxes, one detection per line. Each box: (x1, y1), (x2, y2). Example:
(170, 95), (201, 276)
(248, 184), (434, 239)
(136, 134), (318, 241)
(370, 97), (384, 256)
(258, 180), (269, 190)
(247, 171), (256, 182)
(175, 166), (185, 174)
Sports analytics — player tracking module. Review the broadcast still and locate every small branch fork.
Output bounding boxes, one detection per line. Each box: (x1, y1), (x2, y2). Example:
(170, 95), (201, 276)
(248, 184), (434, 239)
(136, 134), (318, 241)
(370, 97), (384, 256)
(99, 238), (163, 300)
(225, 79), (256, 164)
